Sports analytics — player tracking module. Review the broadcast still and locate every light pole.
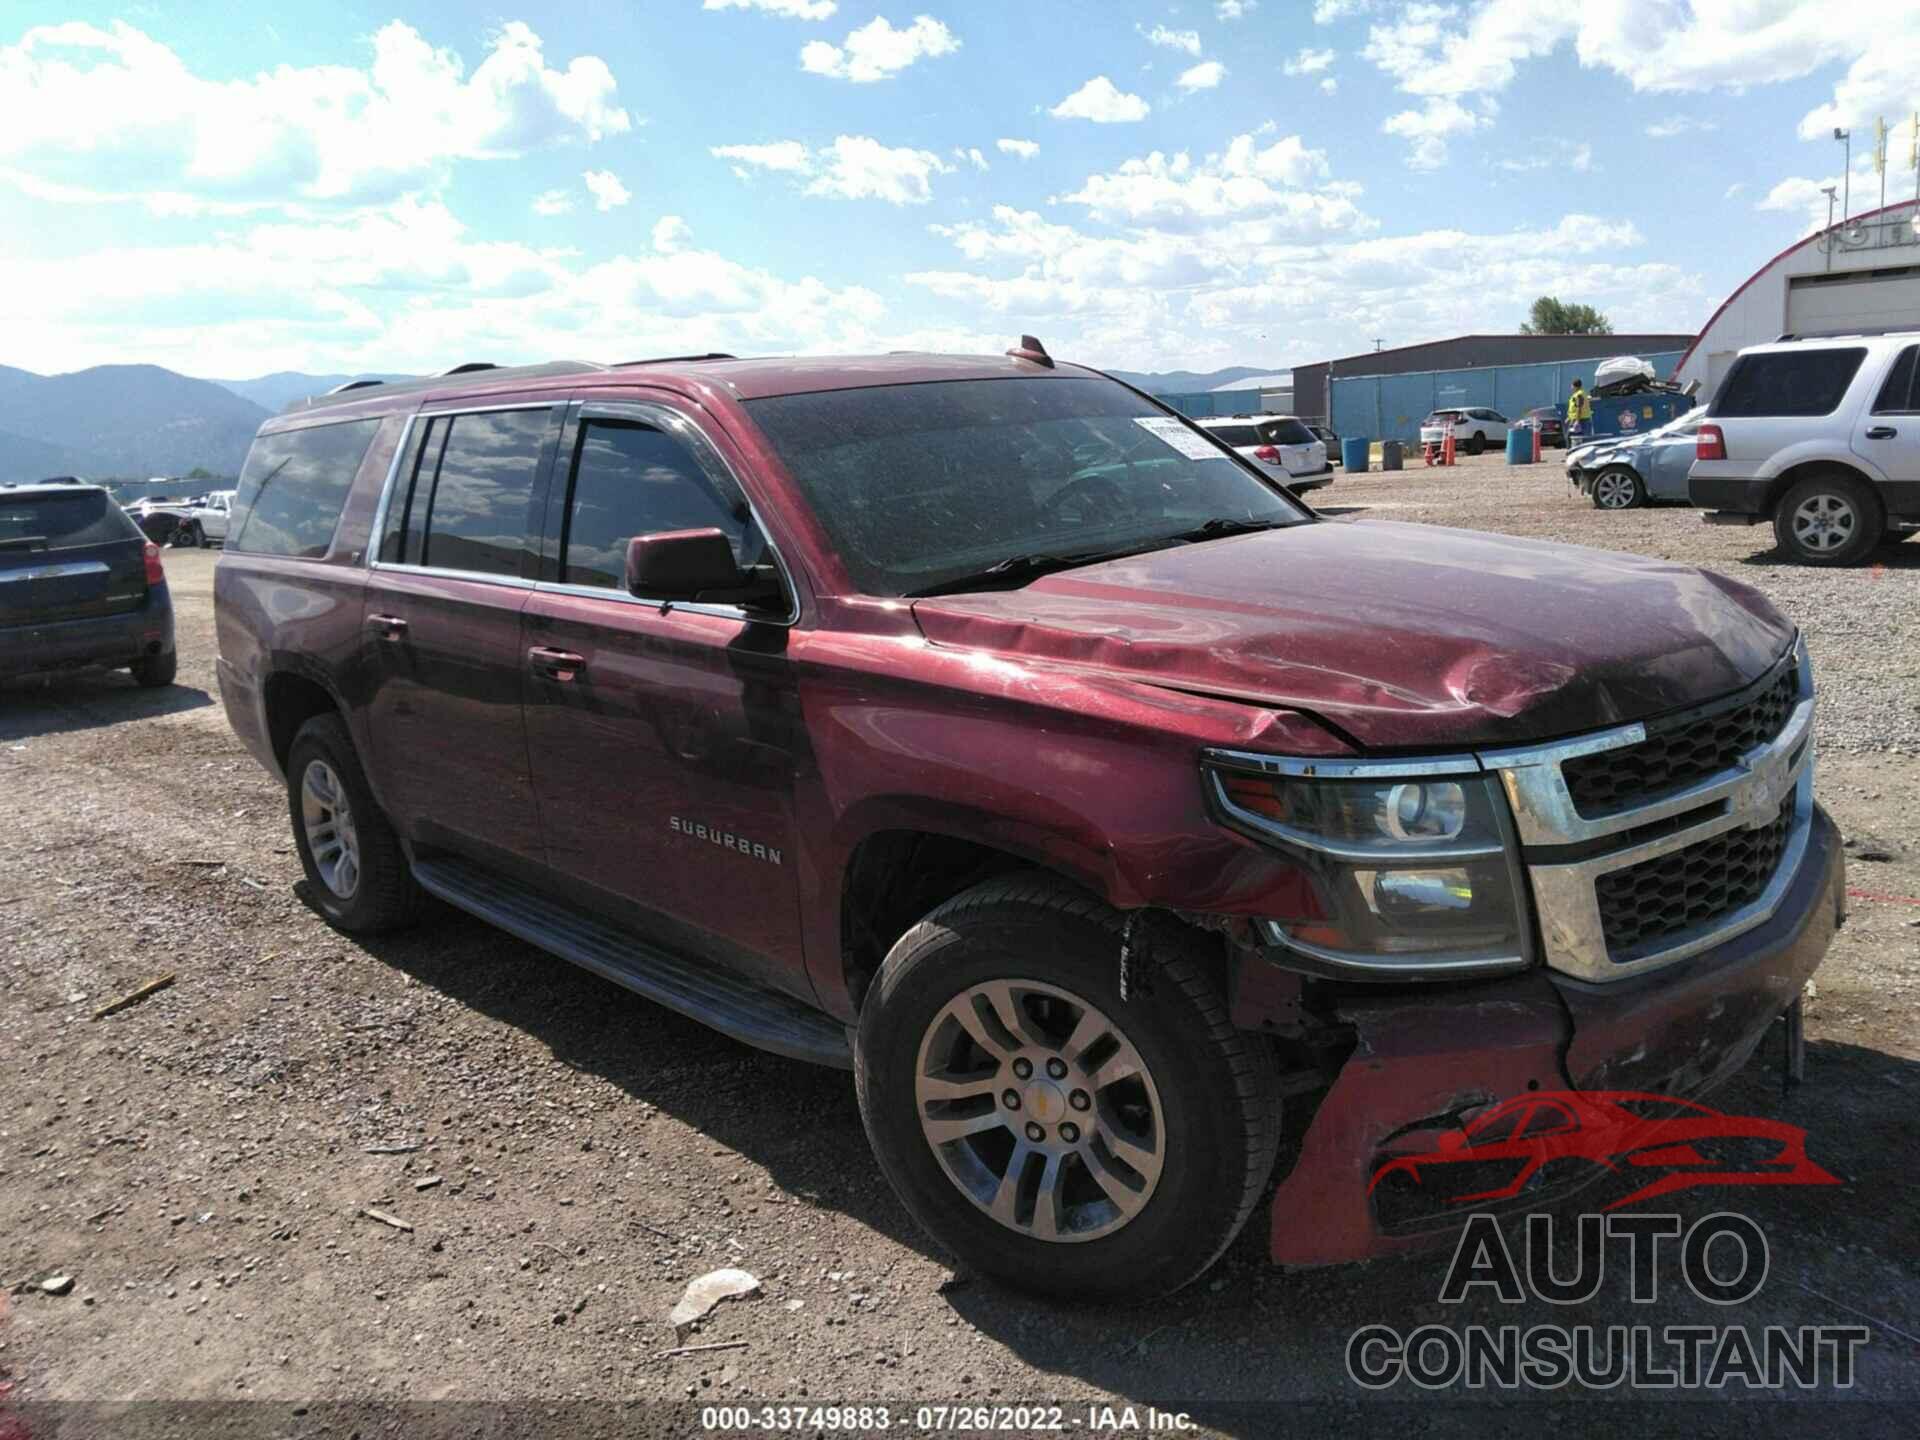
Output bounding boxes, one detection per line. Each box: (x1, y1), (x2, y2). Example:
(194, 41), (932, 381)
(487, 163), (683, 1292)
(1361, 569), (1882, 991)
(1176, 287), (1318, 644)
(1822, 185), (1837, 269)
(1834, 127), (1851, 220)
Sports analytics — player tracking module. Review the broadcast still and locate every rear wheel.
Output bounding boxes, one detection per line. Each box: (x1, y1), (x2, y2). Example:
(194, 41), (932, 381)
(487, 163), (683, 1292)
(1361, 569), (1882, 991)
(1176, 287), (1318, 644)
(130, 650), (177, 687)
(854, 875), (1281, 1301)
(1773, 473), (1882, 566)
(1466, 432), (1487, 456)
(1591, 466), (1645, 511)
(286, 714), (419, 933)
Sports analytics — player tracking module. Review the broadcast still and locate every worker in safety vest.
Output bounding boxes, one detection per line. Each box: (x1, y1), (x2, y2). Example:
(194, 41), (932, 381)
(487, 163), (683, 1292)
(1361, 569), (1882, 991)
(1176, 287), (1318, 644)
(1567, 378), (1594, 442)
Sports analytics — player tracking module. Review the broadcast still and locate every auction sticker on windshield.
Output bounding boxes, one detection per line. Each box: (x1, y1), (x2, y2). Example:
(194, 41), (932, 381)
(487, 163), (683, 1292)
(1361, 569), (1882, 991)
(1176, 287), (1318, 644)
(1134, 416), (1228, 459)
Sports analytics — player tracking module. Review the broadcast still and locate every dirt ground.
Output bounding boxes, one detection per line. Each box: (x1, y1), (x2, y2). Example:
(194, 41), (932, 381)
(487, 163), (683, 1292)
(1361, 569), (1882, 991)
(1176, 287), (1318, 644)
(2, 459), (1917, 1435)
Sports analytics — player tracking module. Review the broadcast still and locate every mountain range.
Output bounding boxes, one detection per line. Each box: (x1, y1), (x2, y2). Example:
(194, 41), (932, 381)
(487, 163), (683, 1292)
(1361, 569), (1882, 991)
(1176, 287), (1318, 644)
(0, 361), (1277, 484)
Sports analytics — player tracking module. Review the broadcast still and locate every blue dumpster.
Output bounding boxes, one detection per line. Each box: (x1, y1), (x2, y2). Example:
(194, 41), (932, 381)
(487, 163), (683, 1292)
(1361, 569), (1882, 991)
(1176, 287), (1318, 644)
(1341, 437), (1369, 472)
(1505, 427), (1533, 465)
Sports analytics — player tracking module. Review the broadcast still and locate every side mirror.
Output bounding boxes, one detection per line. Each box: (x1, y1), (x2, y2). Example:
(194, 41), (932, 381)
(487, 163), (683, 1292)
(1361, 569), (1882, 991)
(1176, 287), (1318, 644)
(624, 527), (782, 611)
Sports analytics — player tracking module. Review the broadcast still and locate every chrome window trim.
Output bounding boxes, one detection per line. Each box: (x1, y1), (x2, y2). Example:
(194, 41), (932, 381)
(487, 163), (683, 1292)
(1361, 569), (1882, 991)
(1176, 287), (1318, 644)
(366, 402), (558, 583)
(543, 399), (800, 628)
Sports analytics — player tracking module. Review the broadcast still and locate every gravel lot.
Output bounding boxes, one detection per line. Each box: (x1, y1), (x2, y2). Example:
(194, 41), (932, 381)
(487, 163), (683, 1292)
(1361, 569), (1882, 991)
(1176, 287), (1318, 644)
(2, 458), (1917, 1435)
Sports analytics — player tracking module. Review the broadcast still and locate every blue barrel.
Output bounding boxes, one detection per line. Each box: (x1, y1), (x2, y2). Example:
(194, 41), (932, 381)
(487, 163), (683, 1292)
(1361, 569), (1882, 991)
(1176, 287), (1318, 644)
(1341, 437), (1369, 472)
(1505, 427), (1533, 465)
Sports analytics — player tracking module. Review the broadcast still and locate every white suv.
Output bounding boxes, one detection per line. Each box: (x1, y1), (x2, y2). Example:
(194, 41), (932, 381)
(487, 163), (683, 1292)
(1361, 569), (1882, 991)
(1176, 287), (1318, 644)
(1418, 407), (1510, 456)
(1692, 332), (1920, 565)
(1195, 414), (1333, 494)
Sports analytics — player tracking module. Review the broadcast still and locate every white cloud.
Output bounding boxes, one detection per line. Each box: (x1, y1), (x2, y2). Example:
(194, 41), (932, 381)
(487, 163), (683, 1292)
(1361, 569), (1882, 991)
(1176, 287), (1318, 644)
(1313, 0), (1371, 19)
(712, 135), (952, 204)
(711, 140), (815, 178)
(0, 19), (631, 212)
(1321, 77), (1339, 94)
(1176, 61), (1227, 92)
(1494, 139), (1592, 174)
(1139, 25), (1202, 56)
(905, 203), (1701, 371)
(1051, 76), (1151, 123)
(996, 138), (1040, 159)
(1356, 0), (1920, 165)
(799, 15), (958, 83)
(652, 215), (691, 253)
(1756, 161), (1885, 229)
(702, 0), (837, 18)
(532, 188), (573, 216)
(954, 146), (990, 172)
(1217, 0), (1258, 18)
(1724, 182), (1748, 200)
(1645, 116), (1716, 139)
(1284, 48), (1336, 76)
(1382, 96), (1491, 170)
(5, 202), (890, 375)
(583, 169), (631, 211)
(1060, 132), (1360, 230)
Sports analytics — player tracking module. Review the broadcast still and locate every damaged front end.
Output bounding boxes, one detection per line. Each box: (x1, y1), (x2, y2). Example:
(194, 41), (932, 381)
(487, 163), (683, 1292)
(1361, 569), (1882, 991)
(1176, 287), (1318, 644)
(1210, 638), (1848, 1265)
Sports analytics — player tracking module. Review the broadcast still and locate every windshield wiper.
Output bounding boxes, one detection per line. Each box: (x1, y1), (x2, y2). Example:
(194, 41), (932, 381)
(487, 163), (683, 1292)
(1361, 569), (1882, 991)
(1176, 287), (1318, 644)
(1168, 516), (1292, 543)
(908, 549), (1115, 597)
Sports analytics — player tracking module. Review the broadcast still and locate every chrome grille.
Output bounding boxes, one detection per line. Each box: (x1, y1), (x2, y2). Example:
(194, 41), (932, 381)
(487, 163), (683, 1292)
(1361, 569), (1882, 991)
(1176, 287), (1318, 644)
(1561, 665), (1798, 817)
(1594, 801), (1795, 957)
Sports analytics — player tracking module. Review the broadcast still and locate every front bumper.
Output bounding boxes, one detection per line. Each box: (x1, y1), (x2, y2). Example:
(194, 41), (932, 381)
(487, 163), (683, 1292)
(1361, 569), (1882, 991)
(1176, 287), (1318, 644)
(1267, 802), (1842, 1266)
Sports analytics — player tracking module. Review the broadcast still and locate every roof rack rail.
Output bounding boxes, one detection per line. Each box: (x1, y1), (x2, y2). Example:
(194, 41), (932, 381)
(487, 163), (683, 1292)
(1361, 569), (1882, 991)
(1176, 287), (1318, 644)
(615, 353), (739, 367)
(1774, 326), (1920, 342)
(281, 360), (609, 415)
(438, 362), (500, 376)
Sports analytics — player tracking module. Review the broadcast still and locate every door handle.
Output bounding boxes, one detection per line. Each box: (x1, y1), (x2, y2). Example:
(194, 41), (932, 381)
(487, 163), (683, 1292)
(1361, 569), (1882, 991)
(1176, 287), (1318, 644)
(528, 645), (586, 682)
(1865, 425), (1898, 439)
(366, 613), (408, 640)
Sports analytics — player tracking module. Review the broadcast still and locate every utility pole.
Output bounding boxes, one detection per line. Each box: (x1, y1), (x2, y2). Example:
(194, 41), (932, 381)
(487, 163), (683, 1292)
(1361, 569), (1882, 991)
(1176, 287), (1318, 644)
(1822, 186), (1837, 269)
(1372, 338), (1384, 352)
(1835, 128), (1851, 221)
(1876, 116), (1887, 218)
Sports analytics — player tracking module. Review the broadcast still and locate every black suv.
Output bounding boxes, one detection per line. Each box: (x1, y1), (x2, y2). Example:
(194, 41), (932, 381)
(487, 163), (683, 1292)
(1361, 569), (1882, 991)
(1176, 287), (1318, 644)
(1, 484), (177, 686)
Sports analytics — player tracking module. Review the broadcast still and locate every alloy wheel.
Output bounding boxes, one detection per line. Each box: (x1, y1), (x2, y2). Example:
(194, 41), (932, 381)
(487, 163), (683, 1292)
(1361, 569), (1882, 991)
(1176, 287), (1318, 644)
(1791, 493), (1856, 552)
(1594, 471), (1638, 509)
(913, 978), (1164, 1243)
(300, 759), (362, 898)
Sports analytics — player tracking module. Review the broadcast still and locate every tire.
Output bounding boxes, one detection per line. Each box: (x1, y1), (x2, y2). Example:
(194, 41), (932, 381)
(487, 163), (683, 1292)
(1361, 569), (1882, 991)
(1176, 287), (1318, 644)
(854, 874), (1281, 1302)
(1772, 473), (1883, 566)
(130, 649), (177, 688)
(286, 713), (420, 934)
(1591, 466), (1645, 511)
(188, 521), (207, 549)
(1466, 432), (1487, 456)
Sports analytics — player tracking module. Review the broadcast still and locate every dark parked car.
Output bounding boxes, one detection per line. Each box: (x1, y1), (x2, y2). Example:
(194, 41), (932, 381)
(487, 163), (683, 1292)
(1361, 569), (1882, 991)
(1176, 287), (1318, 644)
(1521, 405), (1566, 447)
(123, 497), (197, 546)
(1307, 423), (1341, 460)
(2, 483), (177, 685)
(214, 345), (1840, 1299)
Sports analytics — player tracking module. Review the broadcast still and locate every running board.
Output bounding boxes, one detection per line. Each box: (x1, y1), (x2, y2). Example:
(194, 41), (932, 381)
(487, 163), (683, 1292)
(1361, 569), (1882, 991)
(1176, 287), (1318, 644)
(412, 856), (852, 1069)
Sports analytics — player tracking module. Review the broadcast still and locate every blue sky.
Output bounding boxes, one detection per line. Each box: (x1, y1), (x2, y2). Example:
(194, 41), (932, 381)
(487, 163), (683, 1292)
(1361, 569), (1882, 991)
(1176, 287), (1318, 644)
(2, 0), (1915, 379)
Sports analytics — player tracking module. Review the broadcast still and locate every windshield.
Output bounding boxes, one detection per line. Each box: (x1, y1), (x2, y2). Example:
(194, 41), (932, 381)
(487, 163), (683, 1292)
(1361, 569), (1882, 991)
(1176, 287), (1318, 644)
(1205, 423), (1262, 446)
(744, 376), (1308, 596)
(1425, 411), (1462, 423)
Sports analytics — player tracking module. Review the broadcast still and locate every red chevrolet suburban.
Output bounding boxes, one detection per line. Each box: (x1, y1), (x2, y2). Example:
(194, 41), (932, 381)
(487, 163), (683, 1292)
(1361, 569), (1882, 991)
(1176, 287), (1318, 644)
(214, 345), (1841, 1299)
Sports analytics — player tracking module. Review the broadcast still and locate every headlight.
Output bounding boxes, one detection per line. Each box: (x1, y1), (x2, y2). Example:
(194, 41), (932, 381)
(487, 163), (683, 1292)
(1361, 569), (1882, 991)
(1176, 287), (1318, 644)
(1204, 755), (1533, 978)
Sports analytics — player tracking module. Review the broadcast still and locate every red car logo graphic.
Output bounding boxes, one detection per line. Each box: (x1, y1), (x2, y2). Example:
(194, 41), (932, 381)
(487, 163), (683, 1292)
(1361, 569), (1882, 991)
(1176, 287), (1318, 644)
(1368, 1090), (1839, 1211)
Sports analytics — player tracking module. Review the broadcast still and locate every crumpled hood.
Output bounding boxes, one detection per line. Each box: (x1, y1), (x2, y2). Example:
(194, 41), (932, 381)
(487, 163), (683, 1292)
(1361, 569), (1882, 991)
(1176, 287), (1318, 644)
(910, 519), (1794, 750)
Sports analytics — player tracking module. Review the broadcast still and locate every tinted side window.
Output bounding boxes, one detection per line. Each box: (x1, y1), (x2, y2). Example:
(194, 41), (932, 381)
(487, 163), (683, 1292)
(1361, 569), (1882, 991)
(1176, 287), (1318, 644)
(419, 410), (550, 578)
(0, 491), (140, 548)
(1206, 424), (1261, 447)
(231, 418), (380, 558)
(562, 421), (746, 589)
(1257, 418), (1316, 445)
(1872, 345), (1918, 414)
(1713, 348), (1867, 418)
(377, 416), (445, 565)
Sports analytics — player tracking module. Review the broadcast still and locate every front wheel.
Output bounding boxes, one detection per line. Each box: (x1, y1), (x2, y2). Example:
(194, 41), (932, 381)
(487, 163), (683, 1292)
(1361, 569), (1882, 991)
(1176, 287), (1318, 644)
(286, 714), (420, 933)
(1591, 466), (1645, 510)
(1773, 473), (1883, 566)
(854, 876), (1280, 1301)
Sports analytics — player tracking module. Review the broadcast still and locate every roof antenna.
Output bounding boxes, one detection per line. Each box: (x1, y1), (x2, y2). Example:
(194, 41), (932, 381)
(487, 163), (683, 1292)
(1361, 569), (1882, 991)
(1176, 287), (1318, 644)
(1006, 334), (1054, 367)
